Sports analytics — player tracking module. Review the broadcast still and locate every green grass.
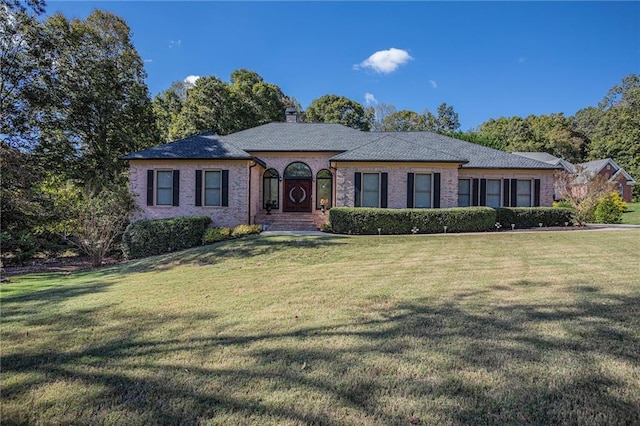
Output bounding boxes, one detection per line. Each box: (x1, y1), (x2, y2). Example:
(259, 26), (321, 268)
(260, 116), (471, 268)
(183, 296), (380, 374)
(2, 231), (640, 425)
(622, 202), (640, 224)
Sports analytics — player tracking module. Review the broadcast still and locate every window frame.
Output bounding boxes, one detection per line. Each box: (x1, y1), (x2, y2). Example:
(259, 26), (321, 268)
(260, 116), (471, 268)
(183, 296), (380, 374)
(361, 172), (381, 208)
(485, 179), (502, 208)
(458, 179), (471, 207)
(155, 169), (174, 206)
(515, 179), (532, 207)
(413, 173), (432, 209)
(263, 168), (280, 209)
(316, 169), (333, 210)
(202, 169), (222, 207)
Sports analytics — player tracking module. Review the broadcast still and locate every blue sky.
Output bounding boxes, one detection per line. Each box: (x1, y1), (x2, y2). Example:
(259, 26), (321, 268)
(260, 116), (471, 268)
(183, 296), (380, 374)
(47, 1), (639, 130)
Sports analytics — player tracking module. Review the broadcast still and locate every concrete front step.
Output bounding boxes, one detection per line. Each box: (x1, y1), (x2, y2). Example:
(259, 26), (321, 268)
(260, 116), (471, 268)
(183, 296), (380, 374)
(255, 212), (328, 231)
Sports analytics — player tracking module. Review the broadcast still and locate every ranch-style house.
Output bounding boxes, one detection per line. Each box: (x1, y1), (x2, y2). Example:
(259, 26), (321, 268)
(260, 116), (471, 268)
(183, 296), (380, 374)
(123, 110), (559, 230)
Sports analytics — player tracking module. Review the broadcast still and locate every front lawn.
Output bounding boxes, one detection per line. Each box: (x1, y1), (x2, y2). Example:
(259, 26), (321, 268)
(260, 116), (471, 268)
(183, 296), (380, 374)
(2, 231), (639, 425)
(622, 202), (640, 224)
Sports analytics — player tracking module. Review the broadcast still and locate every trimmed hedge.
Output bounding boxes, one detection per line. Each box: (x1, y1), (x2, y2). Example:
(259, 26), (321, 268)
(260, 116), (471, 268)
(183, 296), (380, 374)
(203, 225), (263, 245)
(122, 216), (211, 259)
(328, 207), (496, 235)
(495, 207), (574, 229)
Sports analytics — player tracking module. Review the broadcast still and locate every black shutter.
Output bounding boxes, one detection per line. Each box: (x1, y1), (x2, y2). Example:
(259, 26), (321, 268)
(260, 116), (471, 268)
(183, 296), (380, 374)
(380, 173), (388, 208)
(222, 170), (229, 207)
(472, 179), (479, 206)
(195, 170), (202, 206)
(479, 179), (487, 206)
(511, 179), (518, 207)
(146, 170), (154, 206)
(503, 179), (510, 207)
(172, 170), (180, 206)
(534, 179), (541, 207)
(407, 173), (414, 208)
(354, 172), (362, 207)
(433, 173), (441, 208)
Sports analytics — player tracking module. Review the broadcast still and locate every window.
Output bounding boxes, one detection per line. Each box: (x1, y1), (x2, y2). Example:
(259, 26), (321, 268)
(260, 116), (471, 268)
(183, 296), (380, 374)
(204, 171), (221, 206)
(486, 179), (501, 208)
(414, 174), (432, 208)
(156, 170), (173, 206)
(516, 180), (531, 207)
(362, 173), (380, 207)
(316, 169), (332, 209)
(284, 162), (312, 179)
(458, 179), (471, 207)
(263, 169), (280, 209)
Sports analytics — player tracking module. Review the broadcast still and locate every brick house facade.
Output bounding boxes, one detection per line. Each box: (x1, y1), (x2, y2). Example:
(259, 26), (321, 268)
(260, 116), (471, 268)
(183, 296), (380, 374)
(124, 120), (559, 229)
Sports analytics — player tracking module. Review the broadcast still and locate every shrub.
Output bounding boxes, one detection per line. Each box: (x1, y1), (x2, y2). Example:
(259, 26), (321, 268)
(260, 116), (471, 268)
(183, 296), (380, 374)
(231, 224), (263, 238)
(553, 200), (573, 209)
(320, 222), (333, 233)
(594, 192), (627, 224)
(495, 207), (574, 229)
(328, 207), (496, 235)
(203, 227), (231, 244)
(122, 216), (211, 259)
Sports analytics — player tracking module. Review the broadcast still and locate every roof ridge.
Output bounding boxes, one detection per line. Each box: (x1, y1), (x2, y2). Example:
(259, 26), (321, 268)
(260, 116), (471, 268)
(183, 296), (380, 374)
(389, 132), (468, 161)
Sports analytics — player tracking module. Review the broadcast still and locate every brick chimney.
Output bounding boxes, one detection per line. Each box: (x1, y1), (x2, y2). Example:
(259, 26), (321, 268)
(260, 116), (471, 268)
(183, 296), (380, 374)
(285, 107), (299, 123)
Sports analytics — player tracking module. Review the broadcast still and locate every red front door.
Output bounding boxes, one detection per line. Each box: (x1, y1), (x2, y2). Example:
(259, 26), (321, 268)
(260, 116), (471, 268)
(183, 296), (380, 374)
(283, 179), (312, 212)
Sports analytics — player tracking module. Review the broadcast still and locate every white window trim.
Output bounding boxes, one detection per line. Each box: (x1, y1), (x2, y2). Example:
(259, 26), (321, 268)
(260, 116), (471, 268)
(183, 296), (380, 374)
(155, 169), (174, 207)
(361, 172), (381, 208)
(203, 169), (222, 207)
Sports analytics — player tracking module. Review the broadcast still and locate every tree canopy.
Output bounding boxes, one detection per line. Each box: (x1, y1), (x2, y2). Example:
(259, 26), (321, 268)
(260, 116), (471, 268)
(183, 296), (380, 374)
(305, 94), (373, 131)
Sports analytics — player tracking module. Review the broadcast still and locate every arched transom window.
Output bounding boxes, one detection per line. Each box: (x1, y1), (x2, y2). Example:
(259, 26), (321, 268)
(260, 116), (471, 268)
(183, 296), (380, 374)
(284, 162), (312, 179)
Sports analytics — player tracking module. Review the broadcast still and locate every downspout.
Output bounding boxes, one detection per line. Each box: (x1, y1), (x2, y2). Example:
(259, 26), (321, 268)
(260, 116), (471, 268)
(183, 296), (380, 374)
(248, 160), (258, 224)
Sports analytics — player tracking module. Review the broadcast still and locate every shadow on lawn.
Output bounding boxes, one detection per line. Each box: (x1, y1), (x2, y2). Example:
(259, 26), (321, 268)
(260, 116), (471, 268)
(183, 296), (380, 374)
(110, 234), (348, 275)
(2, 281), (639, 425)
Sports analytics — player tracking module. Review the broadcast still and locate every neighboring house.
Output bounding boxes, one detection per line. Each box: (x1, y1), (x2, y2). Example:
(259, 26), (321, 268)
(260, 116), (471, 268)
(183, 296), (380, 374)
(123, 112), (559, 230)
(513, 152), (637, 202)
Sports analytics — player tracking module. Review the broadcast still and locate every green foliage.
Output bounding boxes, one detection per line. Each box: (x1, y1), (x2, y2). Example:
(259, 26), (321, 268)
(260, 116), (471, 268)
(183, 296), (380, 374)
(320, 221), (333, 233)
(230, 224), (263, 238)
(594, 192), (627, 224)
(328, 207), (496, 235)
(34, 10), (157, 186)
(553, 200), (574, 209)
(122, 216), (212, 259)
(494, 207), (574, 229)
(446, 131), (506, 150)
(305, 94), (372, 131)
(40, 181), (138, 266)
(203, 227), (232, 245)
(436, 102), (460, 132)
(380, 110), (428, 131)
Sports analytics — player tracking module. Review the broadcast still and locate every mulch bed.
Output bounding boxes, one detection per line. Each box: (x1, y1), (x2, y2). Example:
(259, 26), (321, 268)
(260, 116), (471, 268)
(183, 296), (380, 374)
(1, 256), (120, 280)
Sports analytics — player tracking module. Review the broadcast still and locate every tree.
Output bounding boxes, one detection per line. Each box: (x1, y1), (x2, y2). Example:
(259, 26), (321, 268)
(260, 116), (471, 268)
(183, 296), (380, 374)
(228, 68), (288, 130)
(435, 102), (460, 132)
(0, 4), (51, 148)
(41, 180), (137, 266)
(370, 103), (397, 131)
(305, 94), (373, 131)
(35, 10), (157, 186)
(587, 74), (640, 197)
(153, 81), (188, 142)
(554, 166), (616, 224)
(380, 109), (428, 131)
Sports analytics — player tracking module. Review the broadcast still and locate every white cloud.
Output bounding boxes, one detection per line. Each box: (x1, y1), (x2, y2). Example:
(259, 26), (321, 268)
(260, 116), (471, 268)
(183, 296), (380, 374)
(364, 93), (377, 105)
(184, 75), (201, 86)
(355, 48), (413, 74)
(144, 58), (153, 63)
(168, 40), (182, 48)
(429, 80), (438, 88)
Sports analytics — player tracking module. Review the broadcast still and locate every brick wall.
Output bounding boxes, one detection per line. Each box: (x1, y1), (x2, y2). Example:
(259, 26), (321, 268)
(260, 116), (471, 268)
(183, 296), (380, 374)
(129, 159), (250, 228)
(458, 169), (555, 206)
(334, 162), (460, 208)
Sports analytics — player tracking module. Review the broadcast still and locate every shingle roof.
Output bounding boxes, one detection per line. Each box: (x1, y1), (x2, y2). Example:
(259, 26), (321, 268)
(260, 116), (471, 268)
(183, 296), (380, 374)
(122, 123), (559, 170)
(390, 133), (559, 169)
(223, 122), (372, 152)
(512, 152), (575, 172)
(122, 132), (253, 160)
(330, 134), (466, 163)
(578, 159), (612, 175)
